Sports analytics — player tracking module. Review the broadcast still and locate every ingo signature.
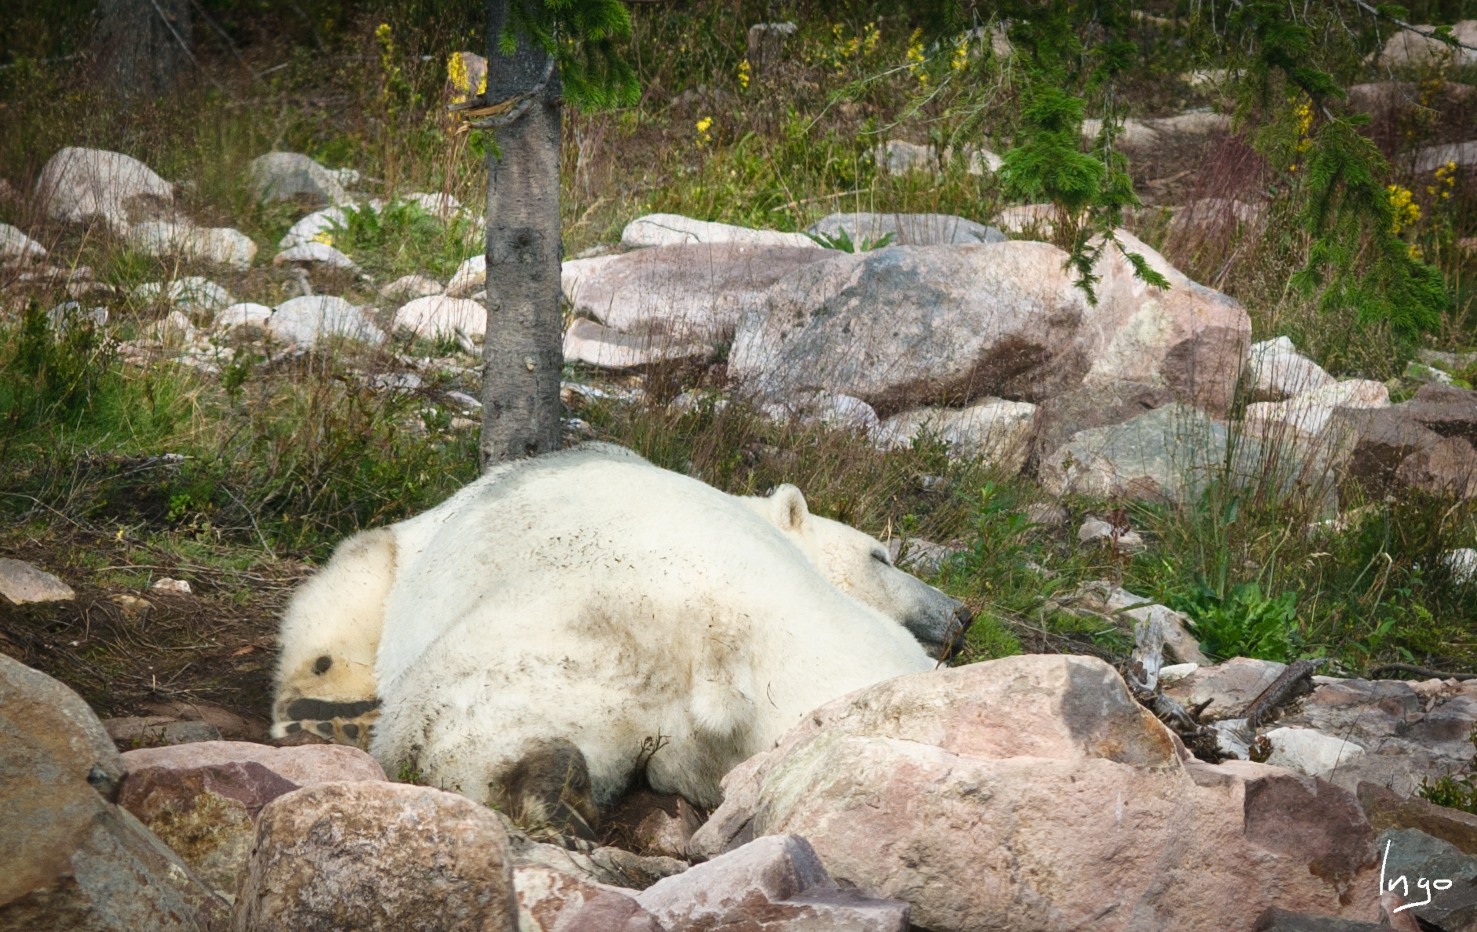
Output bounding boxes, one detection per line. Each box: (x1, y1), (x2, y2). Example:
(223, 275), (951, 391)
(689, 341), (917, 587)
(1380, 839), (1453, 913)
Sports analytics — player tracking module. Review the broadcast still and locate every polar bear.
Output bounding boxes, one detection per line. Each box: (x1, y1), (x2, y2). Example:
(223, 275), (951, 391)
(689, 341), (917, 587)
(272, 444), (970, 750)
(272, 443), (971, 824)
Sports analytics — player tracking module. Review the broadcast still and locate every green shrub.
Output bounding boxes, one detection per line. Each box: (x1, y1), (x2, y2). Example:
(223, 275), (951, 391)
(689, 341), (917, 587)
(1170, 582), (1299, 662)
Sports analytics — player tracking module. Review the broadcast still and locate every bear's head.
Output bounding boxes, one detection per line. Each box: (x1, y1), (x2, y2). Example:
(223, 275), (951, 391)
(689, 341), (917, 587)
(270, 528), (394, 743)
(747, 485), (973, 660)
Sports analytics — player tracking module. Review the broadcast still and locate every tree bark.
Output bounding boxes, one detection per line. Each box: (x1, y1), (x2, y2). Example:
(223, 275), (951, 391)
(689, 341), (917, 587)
(480, 1), (564, 467)
(93, 0), (194, 98)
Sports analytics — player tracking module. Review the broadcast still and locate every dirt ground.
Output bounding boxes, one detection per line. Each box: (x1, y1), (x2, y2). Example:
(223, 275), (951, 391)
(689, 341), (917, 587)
(0, 526), (306, 735)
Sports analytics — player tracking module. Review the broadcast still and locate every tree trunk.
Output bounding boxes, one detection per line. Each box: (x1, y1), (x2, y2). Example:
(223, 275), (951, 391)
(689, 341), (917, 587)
(93, 0), (193, 98)
(480, 1), (564, 467)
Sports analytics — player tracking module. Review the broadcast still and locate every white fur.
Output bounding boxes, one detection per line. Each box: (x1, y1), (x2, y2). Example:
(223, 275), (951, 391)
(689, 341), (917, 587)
(369, 445), (933, 807)
(272, 528), (396, 724)
(273, 443), (943, 807)
(742, 485), (967, 652)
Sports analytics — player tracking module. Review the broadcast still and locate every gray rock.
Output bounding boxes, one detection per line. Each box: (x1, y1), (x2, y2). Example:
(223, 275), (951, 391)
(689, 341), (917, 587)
(875, 398), (1037, 471)
(1375, 828), (1477, 932)
(0, 558), (75, 604)
(1248, 336), (1335, 401)
(0, 222), (46, 261)
(733, 232), (1248, 419)
(278, 206), (349, 249)
(637, 835), (909, 932)
(730, 241), (1094, 414)
(1162, 656), (1289, 719)
(569, 242), (834, 342)
(132, 276), (233, 313)
(874, 140), (935, 174)
(103, 717), (222, 749)
(691, 655), (1379, 931)
(620, 213), (819, 250)
(759, 390), (879, 431)
(0, 655), (228, 927)
(514, 866), (663, 932)
(246, 152), (352, 206)
(1359, 781), (1477, 858)
(1082, 108), (1231, 150)
(33, 147), (174, 234)
(1395, 435), (1477, 499)
(129, 221), (257, 270)
(273, 241), (361, 273)
(216, 303), (274, 333)
(1029, 379), (1175, 468)
(1378, 20), (1477, 68)
(1078, 516), (1146, 552)
(808, 212), (1006, 246)
(445, 255), (485, 297)
(746, 22), (798, 81)
(380, 273), (445, 301)
(236, 781), (519, 931)
(268, 295), (384, 348)
(1395, 383), (1477, 447)
(563, 318), (712, 370)
(392, 295), (484, 341)
(1040, 403), (1336, 505)
(884, 538), (961, 575)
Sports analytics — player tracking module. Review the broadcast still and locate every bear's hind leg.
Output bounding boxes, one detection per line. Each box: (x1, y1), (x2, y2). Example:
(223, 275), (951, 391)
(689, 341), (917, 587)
(490, 737), (599, 846)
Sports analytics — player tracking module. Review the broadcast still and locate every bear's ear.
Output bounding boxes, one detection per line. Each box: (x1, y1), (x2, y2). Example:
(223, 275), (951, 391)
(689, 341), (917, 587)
(771, 484), (808, 532)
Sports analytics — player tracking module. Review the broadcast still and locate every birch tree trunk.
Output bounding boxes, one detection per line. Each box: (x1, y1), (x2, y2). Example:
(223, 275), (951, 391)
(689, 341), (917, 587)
(480, 1), (564, 467)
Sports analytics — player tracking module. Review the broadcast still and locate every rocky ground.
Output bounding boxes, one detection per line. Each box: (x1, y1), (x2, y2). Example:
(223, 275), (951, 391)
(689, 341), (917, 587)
(5, 12), (1477, 930)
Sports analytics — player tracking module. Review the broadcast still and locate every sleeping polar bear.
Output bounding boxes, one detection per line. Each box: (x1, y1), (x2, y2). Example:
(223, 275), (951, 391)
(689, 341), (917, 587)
(272, 442), (971, 825)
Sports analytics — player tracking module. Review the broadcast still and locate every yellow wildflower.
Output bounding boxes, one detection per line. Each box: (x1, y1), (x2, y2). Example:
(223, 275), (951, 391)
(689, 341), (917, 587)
(311, 230), (335, 247)
(952, 39), (969, 72)
(738, 59), (750, 90)
(907, 29), (928, 86)
(696, 116), (712, 147)
(1293, 101), (1313, 153)
(1388, 184), (1420, 234)
(1429, 160), (1457, 199)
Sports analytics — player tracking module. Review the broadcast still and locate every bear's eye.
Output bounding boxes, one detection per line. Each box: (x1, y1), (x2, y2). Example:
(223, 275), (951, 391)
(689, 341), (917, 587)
(871, 551), (891, 567)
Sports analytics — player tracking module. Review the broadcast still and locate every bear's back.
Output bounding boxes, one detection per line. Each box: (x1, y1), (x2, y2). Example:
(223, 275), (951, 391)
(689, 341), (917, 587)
(375, 448), (930, 705)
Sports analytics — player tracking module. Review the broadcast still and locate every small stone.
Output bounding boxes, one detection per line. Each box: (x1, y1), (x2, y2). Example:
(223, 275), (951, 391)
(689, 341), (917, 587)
(0, 222), (46, 261)
(236, 781), (519, 932)
(269, 295), (384, 348)
(393, 295), (484, 340)
(1078, 515), (1146, 552)
(246, 152), (352, 206)
(445, 254), (486, 297)
(34, 147), (174, 234)
(380, 273), (444, 301)
(278, 206), (349, 248)
(1263, 726), (1366, 778)
(105, 717), (222, 749)
(123, 739), (384, 785)
(637, 834), (908, 932)
(216, 303), (274, 332)
(0, 558), (75, 604)
(274, 241), (361, 272)
(132, 276), (233, 313)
